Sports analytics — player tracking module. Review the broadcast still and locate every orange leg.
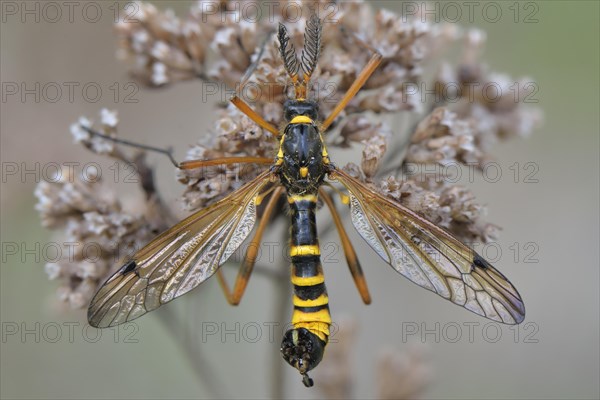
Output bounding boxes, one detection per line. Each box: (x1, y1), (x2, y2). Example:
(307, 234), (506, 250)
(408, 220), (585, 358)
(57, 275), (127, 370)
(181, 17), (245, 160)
(216, 186), (284, 305)
(179, 156), (273, 170)
(320, 187), (372, 304)
(229, 96), (280, 136)
(321, 51), (383, 131)
(228, 29), (280, 137)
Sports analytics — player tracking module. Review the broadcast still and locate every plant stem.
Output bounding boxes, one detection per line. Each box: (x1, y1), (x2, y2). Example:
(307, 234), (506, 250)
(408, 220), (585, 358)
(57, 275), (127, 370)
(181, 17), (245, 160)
(156, 309), (226, 399)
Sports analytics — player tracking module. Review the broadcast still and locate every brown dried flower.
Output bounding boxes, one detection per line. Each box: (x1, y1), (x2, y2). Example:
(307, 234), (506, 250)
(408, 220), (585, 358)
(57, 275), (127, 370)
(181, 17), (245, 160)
(314, 317), (357, 398)
(36, 0), (540, 339)
(406, 106), (482, 166)
(434, 29), (543, 156)
(377, 345), (431, 400)
(36, 109), (171, 308)
(380, 175), (499, 244)
(361, 131), (389, 179)
(316, 317), (431, 399)
(34, 2), (542, 397)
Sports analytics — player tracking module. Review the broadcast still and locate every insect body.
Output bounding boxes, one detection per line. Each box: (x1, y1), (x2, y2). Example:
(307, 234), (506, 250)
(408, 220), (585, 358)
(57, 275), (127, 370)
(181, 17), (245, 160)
(88, 16), (525, 388)
(277, 101), (331, 386)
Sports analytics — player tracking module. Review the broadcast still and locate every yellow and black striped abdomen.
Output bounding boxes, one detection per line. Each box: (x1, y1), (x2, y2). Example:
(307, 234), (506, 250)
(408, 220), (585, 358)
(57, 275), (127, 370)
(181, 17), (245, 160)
(291, 259), (330, 341)
(288, 194), (331, 341)
(281, 193), (331, 381)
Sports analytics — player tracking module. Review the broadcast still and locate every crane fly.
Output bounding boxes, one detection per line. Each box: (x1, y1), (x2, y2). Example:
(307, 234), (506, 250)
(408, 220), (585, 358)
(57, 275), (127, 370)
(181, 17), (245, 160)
(87, 15), (525, 387)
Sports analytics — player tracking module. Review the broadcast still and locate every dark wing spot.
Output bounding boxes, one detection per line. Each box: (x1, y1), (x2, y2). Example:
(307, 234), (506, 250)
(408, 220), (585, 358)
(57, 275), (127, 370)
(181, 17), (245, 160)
(472, 253), (489, 269)
(121, 260), (137, 274)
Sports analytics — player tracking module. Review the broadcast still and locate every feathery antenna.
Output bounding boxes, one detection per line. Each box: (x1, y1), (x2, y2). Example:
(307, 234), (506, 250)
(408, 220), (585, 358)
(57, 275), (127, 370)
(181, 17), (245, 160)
(277, 14), (323, 100)
(300, 14), (322, 82)
(278, 23), (300, 81)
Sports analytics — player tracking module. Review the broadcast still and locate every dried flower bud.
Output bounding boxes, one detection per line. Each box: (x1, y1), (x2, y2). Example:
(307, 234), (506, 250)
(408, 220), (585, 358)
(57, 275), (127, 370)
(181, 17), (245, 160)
(377, 345), (431, 400)
(407, 107), (483, 167)
(361, 133), (388, 178)
(36, 0), (541, 320)
(315, 317), (357, 398)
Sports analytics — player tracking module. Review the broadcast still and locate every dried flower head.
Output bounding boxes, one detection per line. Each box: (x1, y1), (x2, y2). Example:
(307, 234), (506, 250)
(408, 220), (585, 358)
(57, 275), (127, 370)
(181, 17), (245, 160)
(316, 317), (431, 399)
(377, 345), (431, 400)
(314, 317), (357, 398)
(37, 0), (540, 327)
(434, 29), (543, 155)
(34, 3), (542, 396)
(36, 109), (171, 308)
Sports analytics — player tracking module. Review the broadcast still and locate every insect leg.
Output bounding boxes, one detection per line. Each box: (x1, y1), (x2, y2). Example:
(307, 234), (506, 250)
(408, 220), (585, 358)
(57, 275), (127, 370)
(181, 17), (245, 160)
(215, 186), (284, 305)
(179, 157), (273, 170)
(321, 50), (382, 131)
(319, 187), (371, 304)
(229, 28), (280, 136)
(229, 97), (279, 136)
(84, 126), (274, 173)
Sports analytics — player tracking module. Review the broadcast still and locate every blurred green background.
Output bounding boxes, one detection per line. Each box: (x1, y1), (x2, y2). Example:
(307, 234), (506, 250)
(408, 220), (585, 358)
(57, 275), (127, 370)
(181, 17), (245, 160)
(1, 1), (598, 399)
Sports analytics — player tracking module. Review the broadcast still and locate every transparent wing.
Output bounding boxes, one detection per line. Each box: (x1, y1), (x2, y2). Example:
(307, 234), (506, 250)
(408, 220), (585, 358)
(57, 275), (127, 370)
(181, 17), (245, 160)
(88, 170), (275, 328)
(330, 168), (525, 324)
